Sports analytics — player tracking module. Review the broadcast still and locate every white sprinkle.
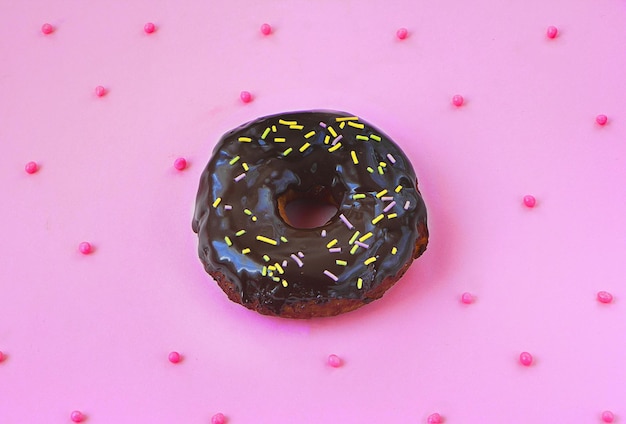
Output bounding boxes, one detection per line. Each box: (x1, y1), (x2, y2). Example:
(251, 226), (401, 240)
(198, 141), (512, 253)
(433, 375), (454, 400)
(319, 122), (327, 128)
(383, 201), (397, 213)
(297, 251), (304, 258)
(338, 213), (354, 230)
(404, 200), (411, 210)
(381, 196), (394, 201)
(323, 270), (339, 282)
(282, 260), (288, 267)
(321, 229), (327, 237)
(331, 134), (343, 145)
(290, 254), (304, 267)
(355, 241), (370, 249)
(224, 205), (233, 210)
(329, 247), (342, 253)
(234, 172), (246, 182)
(386, 153), (397, 164)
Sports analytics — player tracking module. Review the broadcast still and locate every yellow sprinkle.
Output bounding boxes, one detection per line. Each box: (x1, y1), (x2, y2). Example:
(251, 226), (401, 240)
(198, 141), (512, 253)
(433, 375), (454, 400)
(387, 213), (398, 219)
(235, 229), (246, 237)
(395, 185), (403, 193)
(376, 189), (388, 198)
(268, 265), (276, 271)
(224, 236), (232, 247)
(339, 122), (346, 129)
(366, 167), (374, 173)
(229, 156), (240, 165)
(262, 255), (270, 262)
(212, 197), (222, 208)
(244, 209), (253, 216)
(272, 276), (280, 282)
(352, 194), (366, 200)
(328, 126), (337, 137)
(272, 125), (277, 132)
(350, 244), (359, 255)
(304, 130), (316, 139)
(350, 150), (359, 164)
(359, 232), (373, 242)
(251, 216), (257, 222)
(391, 246), (398, 255)
(280, 236), (288, 243)
(328, 142), (342, 152)
(242, 248), (251, 255)
(379, 162), (387, 167)
(275, 263), (284, 274)
(299, 142), (311, 152)
(282, 147), (293, 156)
(370, 134), (381, 142)
(323, 135), (331, 144)
(279, 119), (298, 125)
(349, 230), (361, 245)
(274, 137), (286, 143)
(238, 136), (252, 142)
(262, 266), (267, 276)
(372, 214), (384, 225)
(281, 279), (289, 287)
(348, 121), (364, 129)
(242, 163), (249, 171)
(356, 135), (368, 141)
(256, 235), (278, 246)
(364, 256), (377, 265)
(290, 124), (304, 130)
(357, 278), (363, 289)
(378, 166), (384, 174)
(335, 116), (359, 122)
(261, 127), (271, 139)
(336, 260), (348, 266)
(326, 238), (338, 248)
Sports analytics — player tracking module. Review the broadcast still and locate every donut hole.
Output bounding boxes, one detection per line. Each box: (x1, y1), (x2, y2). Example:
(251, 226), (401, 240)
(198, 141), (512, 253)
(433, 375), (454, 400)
(277, 186), (339, 229)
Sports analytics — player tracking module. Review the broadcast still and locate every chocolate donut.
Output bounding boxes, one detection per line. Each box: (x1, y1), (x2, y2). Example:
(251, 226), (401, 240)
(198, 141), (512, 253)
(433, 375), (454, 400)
(192, 110), (428, 318)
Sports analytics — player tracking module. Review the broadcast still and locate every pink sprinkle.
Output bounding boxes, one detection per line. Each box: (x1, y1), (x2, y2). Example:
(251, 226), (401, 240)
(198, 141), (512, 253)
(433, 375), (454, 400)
(386, 153), (396, 164)
(41, 23), (54, 35)
(321, 230), (327, 237)
(168, 351), (182, 363)
(381, 196), (394, 201)
(282, 260), (288, 267)
(327, 354), (342, 367)
(240, 91), (252, 103)
(211, 413), (227, 424)
(144, 22), (156, 34)
(173, 157), (187, 171)
(94, 86), (106, 97)
(597, 291), (614, 304)
(332, 135), (343, 145)
(546, 25), (558, 39)
(234, 172), (246, 182)
(355, 241), (369, 249)
(290, 254), (304, 267)
(297, 251), (304, 258)
(404, 200), (411, 210)
(427, 413), (442, 424)
(25, 161), (38, 174)
(70, 411), (84, 423)
(523, 195), (536, 208)
(396, 28), (408, 40)
(339, 213), (354, 229)
(452, 94), (464, 107)
(260, 23), (272, 35)
(519, 351), (533, 366)
(329, 248), (342, 253)
(78, 242), (93, 255)
(461, 292), (474, 304)
(601, 410), (615, 423)
(383, 201), (396, 213)
(596, 114), (608, 126)
(319, 122), (327, 128)
(323, 270), (339, 282)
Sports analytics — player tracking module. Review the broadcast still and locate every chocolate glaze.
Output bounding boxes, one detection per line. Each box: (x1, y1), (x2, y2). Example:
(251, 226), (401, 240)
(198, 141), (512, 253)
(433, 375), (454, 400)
(193, 110), (428, 317)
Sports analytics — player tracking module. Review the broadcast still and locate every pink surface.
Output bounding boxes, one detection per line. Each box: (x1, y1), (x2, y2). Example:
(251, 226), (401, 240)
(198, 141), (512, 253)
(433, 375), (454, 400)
(1, 0), (626, 422)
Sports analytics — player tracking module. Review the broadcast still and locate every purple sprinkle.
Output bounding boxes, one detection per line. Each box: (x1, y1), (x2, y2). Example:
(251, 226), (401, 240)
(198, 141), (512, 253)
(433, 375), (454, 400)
(383, 201), (396, 213)
(297, 251), (304, 258)
(339, 213), (354, 229)
(381, 196), (394, 201)
(321, 229), (327, 237)
(290, 254), (304, 267)
(234, 172), (246, 182)
(332, 135), (343, 145)
(329, 247), (342, 253)
(386, 153), (396, 164)
(323, 270), (339, 282)
(282, 260), (288, 267)
(224, 205), (233, 210)
(355, 241), (369, 249)
(319, 122), (327, 128)
(404, 200), (411, 210)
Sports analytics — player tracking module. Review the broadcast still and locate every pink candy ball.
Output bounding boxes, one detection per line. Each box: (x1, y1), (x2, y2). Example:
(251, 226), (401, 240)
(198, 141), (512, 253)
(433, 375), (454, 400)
(546, 25), (558, 39)
(396, 28), (408, 40)
(523, 195), (536, 208)
(174, 157), (187, 171)
(240, 91), (252, 103)
(327, 354), (342, 368)
(94, 86), (106, 97)
(144, 22), (156, 34)
(41, 23), (54, 35)
(211, 412), (227, 424)
(260, 23), (272, 35)
(461, 292), (474, 304)
(78, 242), (93, 255)
(601, 410), (615, 423)
(519, 351), (533, 366)
(0, 351), (5, 362)
(427, 412), (443, 423)
(70, 410), (84, 423)
(597, 291), (614, 304)
(452, 94), (464, 107)
(168, 351), (182, 363)
(25, 161), (38, 174)
(596, 114), (608, 126)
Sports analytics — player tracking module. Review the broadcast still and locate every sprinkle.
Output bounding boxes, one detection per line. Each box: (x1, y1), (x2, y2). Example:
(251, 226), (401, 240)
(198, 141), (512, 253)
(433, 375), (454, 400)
(381, 196), (394, 201)
(224, 205), (233, 210)
(262, 254), (270, 262)
(304, 130), (316, 139)
(256, 235), (278, 245)
(329, 247), (342, 253)
(261, 266), (267, 276)
(242, 248), (251, 255)
(348, 121), (364, 129)
(326, 238), (338, 248)
(260, 23), (272, 35)
(372, 214), (384, 224)
(242, 163), (249, 171)
(327, 126), (337, 137)
(280, 236), (288, 243)
(224, 236), (233, 246)
(229, 156), (241, 165)
(379, 162), (387, 168)
(355, 241), (369, 249)
(274, 137), (286, 143)
(319, 122), (327, 128)
(24, 161), (38, 174)
(396, 27), (408, 40)
(297, 251), (304, 258)
(452, 94), (464, 107)
(366, 167), (374, 173)
(244, 209), (253, 216)
(339, 122), (346, 129)
(376, 189), (388, 198)
(328, 142), (342, 152)
(323, 270), (339, 281)
(357, 278), (363, 289)
(359, 232), (373, 242)
(282, 147), (293, 156)
(95, 86), (107, 97)
(336, 260), (348, 266)
(234, 173), (246, 182)
(349, 231), (361, 244)
(364, 256), (377, 265)
(41, 23), (54, 35)
(238, 136), (252, 142)
(387, 213), (398, 219)
(597, 291), (613, 304)
(370, 134), (381, 142)
(331, 135), (344, 146)
(387, 153), (397, 164)
(356, 135), (369, 141)
(351, 151), (359, 164)
(251, 216), (257, 222)
(378, 166), (384, 174)
(546, 25), (558, 39)
(272, 125), (277, 132)
(261, 127), (271, 139)
(272, 276), (280, 282)
(212, 197), (222, 208)
(404, 200), (411, 210)
(299, 142), (311, 152)
(519, 351), (533, 366)
(290, 254), (304, 267)
(352, 193), (366, 200)
(235, 230), (246, 237)
(339, 214), (354, 229)
(383, 201), (396, 212)
(290, 124), (304, 130)
(395, 184), (403, 193)
(391, 246), (398, 255)
(335, 116), (359, 122)
(282, 260), (288, 267)
(281, 280), (288, 287)
(523, 195), (536, 208)
(323, 135), (331, 144)
(350, 245), (359, 255)
(275, 263), (284, 274)
(79, 242), (92, 255)
(321, 229), (327, 237)
(279, 119), (297, 125)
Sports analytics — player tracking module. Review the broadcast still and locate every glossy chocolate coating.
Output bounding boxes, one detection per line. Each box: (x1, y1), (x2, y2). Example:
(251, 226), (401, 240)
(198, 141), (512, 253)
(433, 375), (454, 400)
(193, 110), (428, 317)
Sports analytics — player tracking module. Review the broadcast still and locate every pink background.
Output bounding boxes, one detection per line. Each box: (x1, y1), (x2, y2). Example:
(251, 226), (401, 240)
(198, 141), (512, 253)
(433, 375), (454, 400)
(1, 0), (626, 422)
